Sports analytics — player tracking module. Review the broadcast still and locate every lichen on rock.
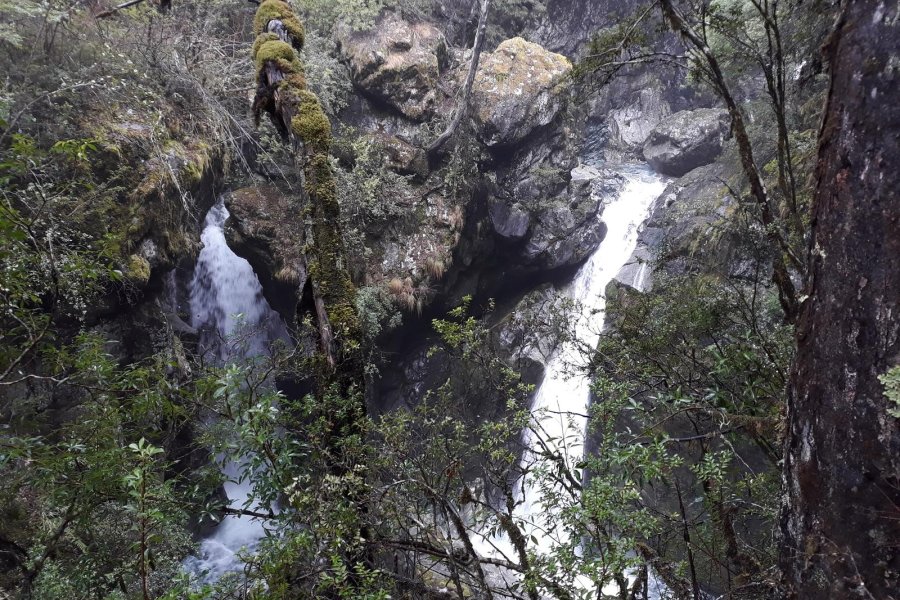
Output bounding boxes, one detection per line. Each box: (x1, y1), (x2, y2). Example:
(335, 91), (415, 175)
(470, 37), (572, 147)
(337, 12), (448, 120)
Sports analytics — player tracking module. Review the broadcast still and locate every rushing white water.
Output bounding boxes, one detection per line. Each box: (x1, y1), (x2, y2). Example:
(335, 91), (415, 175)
(476, 166), (666, 595)
(520, 167), (664, 534)
(183, 200), (289, 582)
(188, 202), (289, 363)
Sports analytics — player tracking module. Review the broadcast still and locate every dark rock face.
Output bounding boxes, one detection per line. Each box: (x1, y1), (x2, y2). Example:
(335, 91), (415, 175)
(532, 0), (643, 55)
(642, 108), (730, 176)
(613, 159), (749, 293)
(646, 163), (732, 262)
(375, 132), (429, 178)
(605, 87), (671, 155)
(224, 186), (307, 322)
(337, 13), (448, 120)
(375, 285), (559, 418)
(521, 166), (615, 270)
(488, 197), (531, 240)
(781, 2), (900, 596)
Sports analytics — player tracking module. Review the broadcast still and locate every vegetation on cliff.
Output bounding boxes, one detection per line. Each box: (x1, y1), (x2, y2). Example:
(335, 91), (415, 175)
(0, 0), (896, 599)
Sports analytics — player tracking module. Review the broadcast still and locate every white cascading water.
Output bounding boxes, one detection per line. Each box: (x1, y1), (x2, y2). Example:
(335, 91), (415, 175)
(188, 202), (289, 363)
(183, 200), (289, 582)
(477, 166), (666, 596)
(519, 166), (664, 537)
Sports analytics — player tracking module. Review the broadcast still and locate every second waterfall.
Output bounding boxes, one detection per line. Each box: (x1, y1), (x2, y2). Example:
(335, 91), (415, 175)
(475, 166), (667, 597)
(183, 200), (290, 583)
(519, 166), (665, 548)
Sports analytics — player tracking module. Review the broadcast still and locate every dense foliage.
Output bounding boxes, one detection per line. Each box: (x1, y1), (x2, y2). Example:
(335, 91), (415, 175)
(0, 0), (842, 598)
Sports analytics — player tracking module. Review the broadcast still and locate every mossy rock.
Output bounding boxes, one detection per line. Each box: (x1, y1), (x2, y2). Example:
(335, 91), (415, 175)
(126, 254), (151, 284)
(253, 0), (305, 50)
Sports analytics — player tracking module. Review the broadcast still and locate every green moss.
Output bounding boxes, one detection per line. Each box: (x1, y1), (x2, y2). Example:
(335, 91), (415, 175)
(253, 0), (305, 50)
(252, 32), (281, 61)
(126, 254), (151, 284)
(251, 0), (363, 389)
(254, 39), (301, 75)
(180, 146), (210, 185)
(280, 72), (308, 93)
(292, 90), (331, 155)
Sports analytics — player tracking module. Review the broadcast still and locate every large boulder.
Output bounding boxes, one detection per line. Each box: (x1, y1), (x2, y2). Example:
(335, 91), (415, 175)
(607, 87), (671, 151)
(642, 108), (729, 176)
(337, 13), (448, 121)
(611, 162), (741, 294)
(521, 166), (623, 270)
(471, 37), (572, 147)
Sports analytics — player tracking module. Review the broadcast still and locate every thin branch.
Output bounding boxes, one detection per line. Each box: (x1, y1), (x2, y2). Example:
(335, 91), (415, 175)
(426, 0), (490, 160)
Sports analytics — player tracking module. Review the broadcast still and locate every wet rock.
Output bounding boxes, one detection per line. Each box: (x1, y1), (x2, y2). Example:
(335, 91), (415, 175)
(224, 185), (306, 321)
(521, 166), (621, 270)
(471, 37), (572, 147)
(642, 107), (730, 176)
(374, 288), (549, 419)
(648, 163), (733, 260)
(375, 132), (429, 177)
(613, 162), (740, 288)
(607, 87), (671, 151)
(488, 197), (531, 240)
(524, 202), (606, 270)
(337, 13), (448, 121)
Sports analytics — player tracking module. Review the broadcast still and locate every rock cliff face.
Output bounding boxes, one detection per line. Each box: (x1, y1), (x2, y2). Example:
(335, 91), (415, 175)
(227, 16), (630, 414)
(337, 13), (448, 120)
(220, 10), (724, 417)
(224, 186), (307, 320)
(642, 108), (729, 176)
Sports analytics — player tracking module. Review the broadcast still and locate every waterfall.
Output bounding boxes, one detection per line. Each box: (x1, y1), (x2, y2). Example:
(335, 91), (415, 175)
(520, 167), (664, 535)
(183, 199), (289, 583)
(477, 166), (666, 595)
(188, 202), (289, 363)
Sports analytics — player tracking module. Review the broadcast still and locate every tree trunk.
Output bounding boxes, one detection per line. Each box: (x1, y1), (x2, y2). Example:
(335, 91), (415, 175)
(780, 3), (900, 598)
(426, 0), (490, 161)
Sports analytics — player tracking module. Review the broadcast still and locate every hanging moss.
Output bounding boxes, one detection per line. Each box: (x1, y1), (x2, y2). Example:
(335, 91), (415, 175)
(252, 0), (363, 390)
(254, 39), (302, 75)
(292, 90), (332, 155)
(253, 0), (305, 50)
(279, 72), (308, 95)
(252, 32), (281, 61)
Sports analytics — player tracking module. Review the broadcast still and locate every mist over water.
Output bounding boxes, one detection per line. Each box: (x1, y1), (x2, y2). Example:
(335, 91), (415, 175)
(183, 200), (289, 583)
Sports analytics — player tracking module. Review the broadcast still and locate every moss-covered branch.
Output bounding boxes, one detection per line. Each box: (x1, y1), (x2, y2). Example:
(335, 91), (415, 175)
(251, 0), (362, 393)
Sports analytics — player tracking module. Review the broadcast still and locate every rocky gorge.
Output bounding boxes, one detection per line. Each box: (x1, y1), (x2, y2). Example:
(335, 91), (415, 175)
(1, 0), (897, 599)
